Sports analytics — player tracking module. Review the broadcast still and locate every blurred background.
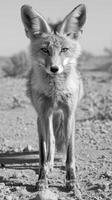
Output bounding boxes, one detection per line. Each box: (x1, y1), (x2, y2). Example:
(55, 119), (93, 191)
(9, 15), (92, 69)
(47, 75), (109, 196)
(0, 0), (112, 78)
(0, 0), (112, 55)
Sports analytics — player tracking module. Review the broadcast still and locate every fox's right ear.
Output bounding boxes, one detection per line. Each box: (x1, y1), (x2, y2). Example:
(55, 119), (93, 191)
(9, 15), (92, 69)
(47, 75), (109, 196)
(21, 5), (51, 39)
(58, 4), (86, 39)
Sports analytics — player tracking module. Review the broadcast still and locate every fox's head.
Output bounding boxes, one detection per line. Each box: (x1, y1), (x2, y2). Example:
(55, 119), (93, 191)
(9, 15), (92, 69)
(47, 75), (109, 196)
(21, 4), (86, 75)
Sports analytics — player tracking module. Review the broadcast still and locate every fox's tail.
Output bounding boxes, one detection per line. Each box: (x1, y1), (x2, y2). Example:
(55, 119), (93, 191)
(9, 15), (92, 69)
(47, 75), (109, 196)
(53, 111), (65, 152)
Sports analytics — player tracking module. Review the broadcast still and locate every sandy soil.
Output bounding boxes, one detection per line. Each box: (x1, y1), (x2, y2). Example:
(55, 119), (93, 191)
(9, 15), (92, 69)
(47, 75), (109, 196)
(0, 71), (112, 200)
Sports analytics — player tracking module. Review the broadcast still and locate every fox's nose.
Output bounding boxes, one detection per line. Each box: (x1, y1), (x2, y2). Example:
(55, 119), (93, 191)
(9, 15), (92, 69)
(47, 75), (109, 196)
(50, 66), (59, 73)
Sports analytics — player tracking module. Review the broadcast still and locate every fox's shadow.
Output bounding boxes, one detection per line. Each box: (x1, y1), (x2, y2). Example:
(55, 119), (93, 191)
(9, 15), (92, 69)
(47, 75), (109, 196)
(0, 151), (63, 193)
(0, 151), (39, 168)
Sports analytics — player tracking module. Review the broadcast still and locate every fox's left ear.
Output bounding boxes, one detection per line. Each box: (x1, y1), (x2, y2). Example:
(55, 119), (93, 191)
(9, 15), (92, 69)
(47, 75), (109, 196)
(21, 5), (51, 39)
(58, 4), (86, 38)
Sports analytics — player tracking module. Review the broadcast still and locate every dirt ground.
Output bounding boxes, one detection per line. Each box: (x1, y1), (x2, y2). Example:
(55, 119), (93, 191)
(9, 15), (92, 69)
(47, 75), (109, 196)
(0, 68), (112, 200)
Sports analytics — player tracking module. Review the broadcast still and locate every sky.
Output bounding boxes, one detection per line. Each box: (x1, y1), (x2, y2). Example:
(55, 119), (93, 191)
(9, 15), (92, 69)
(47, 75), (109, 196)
(0, 0), (112, 56)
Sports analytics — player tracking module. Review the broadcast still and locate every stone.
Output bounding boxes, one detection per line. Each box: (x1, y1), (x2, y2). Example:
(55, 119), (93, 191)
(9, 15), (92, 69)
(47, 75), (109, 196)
(35, 189), (58, 200)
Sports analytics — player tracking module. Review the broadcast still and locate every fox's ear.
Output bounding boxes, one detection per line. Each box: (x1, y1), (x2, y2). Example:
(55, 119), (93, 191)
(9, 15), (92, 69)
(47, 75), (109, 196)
(21, 5), (51, 39)
(58, 4), (86, 38)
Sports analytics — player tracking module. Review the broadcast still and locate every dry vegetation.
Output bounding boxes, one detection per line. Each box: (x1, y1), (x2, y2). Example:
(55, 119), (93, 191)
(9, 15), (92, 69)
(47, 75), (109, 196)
(0, 49), (112, 199)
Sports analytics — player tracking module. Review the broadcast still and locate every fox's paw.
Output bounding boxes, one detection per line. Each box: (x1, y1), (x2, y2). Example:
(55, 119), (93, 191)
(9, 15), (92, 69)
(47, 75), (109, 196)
(36, 179), (48, 191)
(37, 167), (48, 190)
(66, 180), (82, 199)
(38, 166), (47, 179)
(66, 168), (82, 199)
(66, 179), (75, 191)
(66, 167), (76, 183)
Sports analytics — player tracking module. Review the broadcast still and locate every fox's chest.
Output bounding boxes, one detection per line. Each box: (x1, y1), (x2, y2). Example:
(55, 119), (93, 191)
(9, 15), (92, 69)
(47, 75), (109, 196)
(30, 70), (81, 111)
(32, 72), (78, 95)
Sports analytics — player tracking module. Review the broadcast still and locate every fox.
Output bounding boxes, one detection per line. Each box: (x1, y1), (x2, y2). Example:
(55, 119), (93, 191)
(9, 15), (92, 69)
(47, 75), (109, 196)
(21, 3), (86, 198)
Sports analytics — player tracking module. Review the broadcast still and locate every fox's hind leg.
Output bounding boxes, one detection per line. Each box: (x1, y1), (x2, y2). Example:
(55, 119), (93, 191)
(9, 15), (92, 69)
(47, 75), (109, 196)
(64, 111), (76, 185)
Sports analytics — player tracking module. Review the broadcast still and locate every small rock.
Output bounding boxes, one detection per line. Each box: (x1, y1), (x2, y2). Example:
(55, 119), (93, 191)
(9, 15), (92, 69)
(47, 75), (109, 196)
(4, 196), (12, 200)
(14, 148), (20, 153)
(23, 145), (33, 152)
(0, 182), (5, 189)
(1, 163), (5, 168)
(35, 190), (58, 200)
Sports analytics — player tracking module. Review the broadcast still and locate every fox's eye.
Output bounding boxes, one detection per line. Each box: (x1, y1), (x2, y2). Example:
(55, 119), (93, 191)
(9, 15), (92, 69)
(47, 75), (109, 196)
(61, 48), (69, 53)
(41, 48), (49, 55)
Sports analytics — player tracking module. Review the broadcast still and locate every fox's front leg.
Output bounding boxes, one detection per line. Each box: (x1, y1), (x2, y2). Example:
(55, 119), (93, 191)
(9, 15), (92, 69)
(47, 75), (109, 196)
(37, 117), (48, 190)
(37, 113), (55, 189)
(64, 109), (82, 199)
(47, 114), (55, 172)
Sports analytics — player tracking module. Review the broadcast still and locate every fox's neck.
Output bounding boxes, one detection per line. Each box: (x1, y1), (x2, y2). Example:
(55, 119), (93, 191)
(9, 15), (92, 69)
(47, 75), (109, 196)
(27, 63), (80, 105)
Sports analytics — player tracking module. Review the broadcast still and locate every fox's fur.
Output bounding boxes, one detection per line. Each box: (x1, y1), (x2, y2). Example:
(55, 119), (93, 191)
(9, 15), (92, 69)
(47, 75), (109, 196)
(21, 4), (86, 196)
